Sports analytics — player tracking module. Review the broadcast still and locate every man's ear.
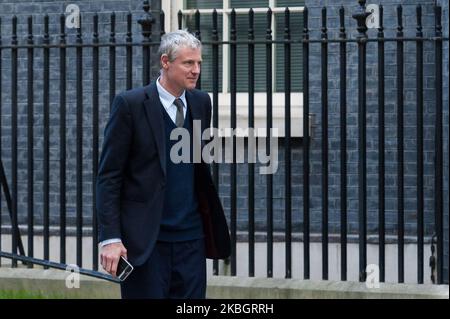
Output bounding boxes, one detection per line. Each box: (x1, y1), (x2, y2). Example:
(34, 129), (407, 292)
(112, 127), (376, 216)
(161, 54), (170, 70)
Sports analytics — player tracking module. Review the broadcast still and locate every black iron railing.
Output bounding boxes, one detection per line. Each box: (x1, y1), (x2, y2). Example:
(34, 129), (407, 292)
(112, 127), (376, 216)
(0, 0), (448, 284)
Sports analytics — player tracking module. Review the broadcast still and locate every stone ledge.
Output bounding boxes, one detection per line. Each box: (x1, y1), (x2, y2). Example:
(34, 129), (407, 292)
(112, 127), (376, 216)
(207, 276), (449, 299)
(0, 268), (448, 299)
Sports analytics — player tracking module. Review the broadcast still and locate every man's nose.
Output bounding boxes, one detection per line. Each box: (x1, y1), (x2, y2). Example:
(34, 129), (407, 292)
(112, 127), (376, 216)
(192, 63), (201, 74)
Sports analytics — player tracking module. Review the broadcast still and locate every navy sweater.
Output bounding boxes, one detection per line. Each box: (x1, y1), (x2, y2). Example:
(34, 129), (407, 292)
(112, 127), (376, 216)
(157, 104), (203, 242)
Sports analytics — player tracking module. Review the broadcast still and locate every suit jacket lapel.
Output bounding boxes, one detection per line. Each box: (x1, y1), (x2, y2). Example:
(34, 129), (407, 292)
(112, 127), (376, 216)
(143, 82), (166, 177)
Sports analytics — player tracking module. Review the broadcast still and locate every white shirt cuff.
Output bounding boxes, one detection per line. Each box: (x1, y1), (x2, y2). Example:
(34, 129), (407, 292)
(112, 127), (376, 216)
(100, 238), (122, 247)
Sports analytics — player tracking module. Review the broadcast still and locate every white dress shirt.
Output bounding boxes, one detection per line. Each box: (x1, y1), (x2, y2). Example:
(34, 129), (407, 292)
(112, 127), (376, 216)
(156, 76), (187, 124)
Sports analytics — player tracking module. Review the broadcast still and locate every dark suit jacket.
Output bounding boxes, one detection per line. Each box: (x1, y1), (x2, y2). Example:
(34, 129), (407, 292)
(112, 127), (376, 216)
(96, 82), (231, 267)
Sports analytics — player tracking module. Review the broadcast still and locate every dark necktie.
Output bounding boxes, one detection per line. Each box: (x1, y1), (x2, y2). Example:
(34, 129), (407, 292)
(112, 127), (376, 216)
(173, 98), (185, 127)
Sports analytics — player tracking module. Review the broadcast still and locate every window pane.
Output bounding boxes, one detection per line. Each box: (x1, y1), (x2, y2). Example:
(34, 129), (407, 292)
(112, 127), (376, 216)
(186, 13), (223, 92)
(186, 0), (223, 9)
(276, 0), (304, 7)
(184, 0), (305, 93)
(235, 12), (268, 92)
(275, 10), (303, 92)
(230, 0), (268, 8)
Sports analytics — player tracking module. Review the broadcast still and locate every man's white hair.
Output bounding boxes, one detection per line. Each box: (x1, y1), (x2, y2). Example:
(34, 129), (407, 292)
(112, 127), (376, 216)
(158, 29), (202, 62)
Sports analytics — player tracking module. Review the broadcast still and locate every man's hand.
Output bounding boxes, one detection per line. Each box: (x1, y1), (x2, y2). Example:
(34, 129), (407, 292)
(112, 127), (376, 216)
(100, 242), (127, 277)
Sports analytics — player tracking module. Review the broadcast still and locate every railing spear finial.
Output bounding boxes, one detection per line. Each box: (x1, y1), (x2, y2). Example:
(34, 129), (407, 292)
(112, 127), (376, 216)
(138, 0), (155, 41)
(353, 0), (370, 36)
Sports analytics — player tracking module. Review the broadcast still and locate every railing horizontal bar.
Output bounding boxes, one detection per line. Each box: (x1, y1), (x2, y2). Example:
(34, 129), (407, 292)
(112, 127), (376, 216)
(368, 37), (448, 42)
(0, 43), (161, 49)
(0, 37), (447, 50)
(0, 252), (119, 283)
(181, 7), (305, 15)
(206, 37), (448, 44)
(303, 37), (448, 43)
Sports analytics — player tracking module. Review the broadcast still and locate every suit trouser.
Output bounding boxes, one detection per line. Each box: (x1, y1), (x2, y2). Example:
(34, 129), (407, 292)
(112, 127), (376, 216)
(120, 238), (206, 299)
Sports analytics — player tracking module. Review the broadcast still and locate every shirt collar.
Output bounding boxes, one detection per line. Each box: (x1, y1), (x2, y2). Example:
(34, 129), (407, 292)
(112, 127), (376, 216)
(156, 77), (187, 112)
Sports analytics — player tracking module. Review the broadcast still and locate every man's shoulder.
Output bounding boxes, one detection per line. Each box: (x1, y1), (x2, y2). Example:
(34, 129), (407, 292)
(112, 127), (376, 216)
(110, 85), (152, 116)
(188, 88), (210, 101)
(118, 85), (149, 105)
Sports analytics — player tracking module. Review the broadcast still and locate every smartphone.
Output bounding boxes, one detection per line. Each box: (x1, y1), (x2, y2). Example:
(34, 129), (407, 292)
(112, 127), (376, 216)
(116, 256), (134, 281)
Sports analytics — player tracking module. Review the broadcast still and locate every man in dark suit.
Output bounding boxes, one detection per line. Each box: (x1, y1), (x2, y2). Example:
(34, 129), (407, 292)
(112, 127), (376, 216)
(96, 30), (230, 299)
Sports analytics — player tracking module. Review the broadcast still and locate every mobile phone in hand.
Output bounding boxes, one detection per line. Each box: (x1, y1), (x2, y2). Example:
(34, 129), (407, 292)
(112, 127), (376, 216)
(117, 256), (134, 281)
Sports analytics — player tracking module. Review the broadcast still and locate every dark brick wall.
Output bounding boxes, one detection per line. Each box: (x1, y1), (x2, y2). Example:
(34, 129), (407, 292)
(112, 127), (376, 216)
(216, 0), (446, 241)
(296, 0), (447, 280)
(0, 0), (161, 228)
(257, 0), (441, 237)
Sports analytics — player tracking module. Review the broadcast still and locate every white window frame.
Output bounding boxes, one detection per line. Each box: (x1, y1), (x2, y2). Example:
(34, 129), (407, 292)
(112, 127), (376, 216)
(162, 1), (308, 137)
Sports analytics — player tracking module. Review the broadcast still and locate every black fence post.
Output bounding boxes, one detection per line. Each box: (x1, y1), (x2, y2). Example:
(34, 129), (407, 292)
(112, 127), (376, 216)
(321, 6), (329, 281)
(352, 0), (370, 283)
(194, 9), (201, 90)
(211, 8), (220, 277)
(339, 6), (347, 282)
(178, 10), (183, 30)
(396, 5), (405, 284)
(126, 12), (133, 90)
(265, 7), (273, 279)
(43, 14), (50, 270)
(230, 8), (237, 277)
(138, 0), (155, 86)
(284, 7), (292, 280)
(92, 13), (100, 271)
(302, 6), (310, 280)
(434, 4), (444, 285)
(416, 4), (424, 284)
(59, 13), (67, 266)
(11, 15), (18, 269)
(378, 4), (386, 283)
(247, 8), (255, 278)
(160, 10), (165, 37)
(109, 12), (116, 109)
(76, 15), (83, 268)
(27, 15), (34, 268)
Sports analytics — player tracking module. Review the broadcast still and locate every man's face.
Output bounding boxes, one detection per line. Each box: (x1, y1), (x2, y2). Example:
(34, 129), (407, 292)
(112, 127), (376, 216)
(161, 46), (202, 92)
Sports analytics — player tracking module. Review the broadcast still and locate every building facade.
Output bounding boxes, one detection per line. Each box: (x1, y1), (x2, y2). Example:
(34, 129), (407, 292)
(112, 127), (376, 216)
(0, 0), (447, 283)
